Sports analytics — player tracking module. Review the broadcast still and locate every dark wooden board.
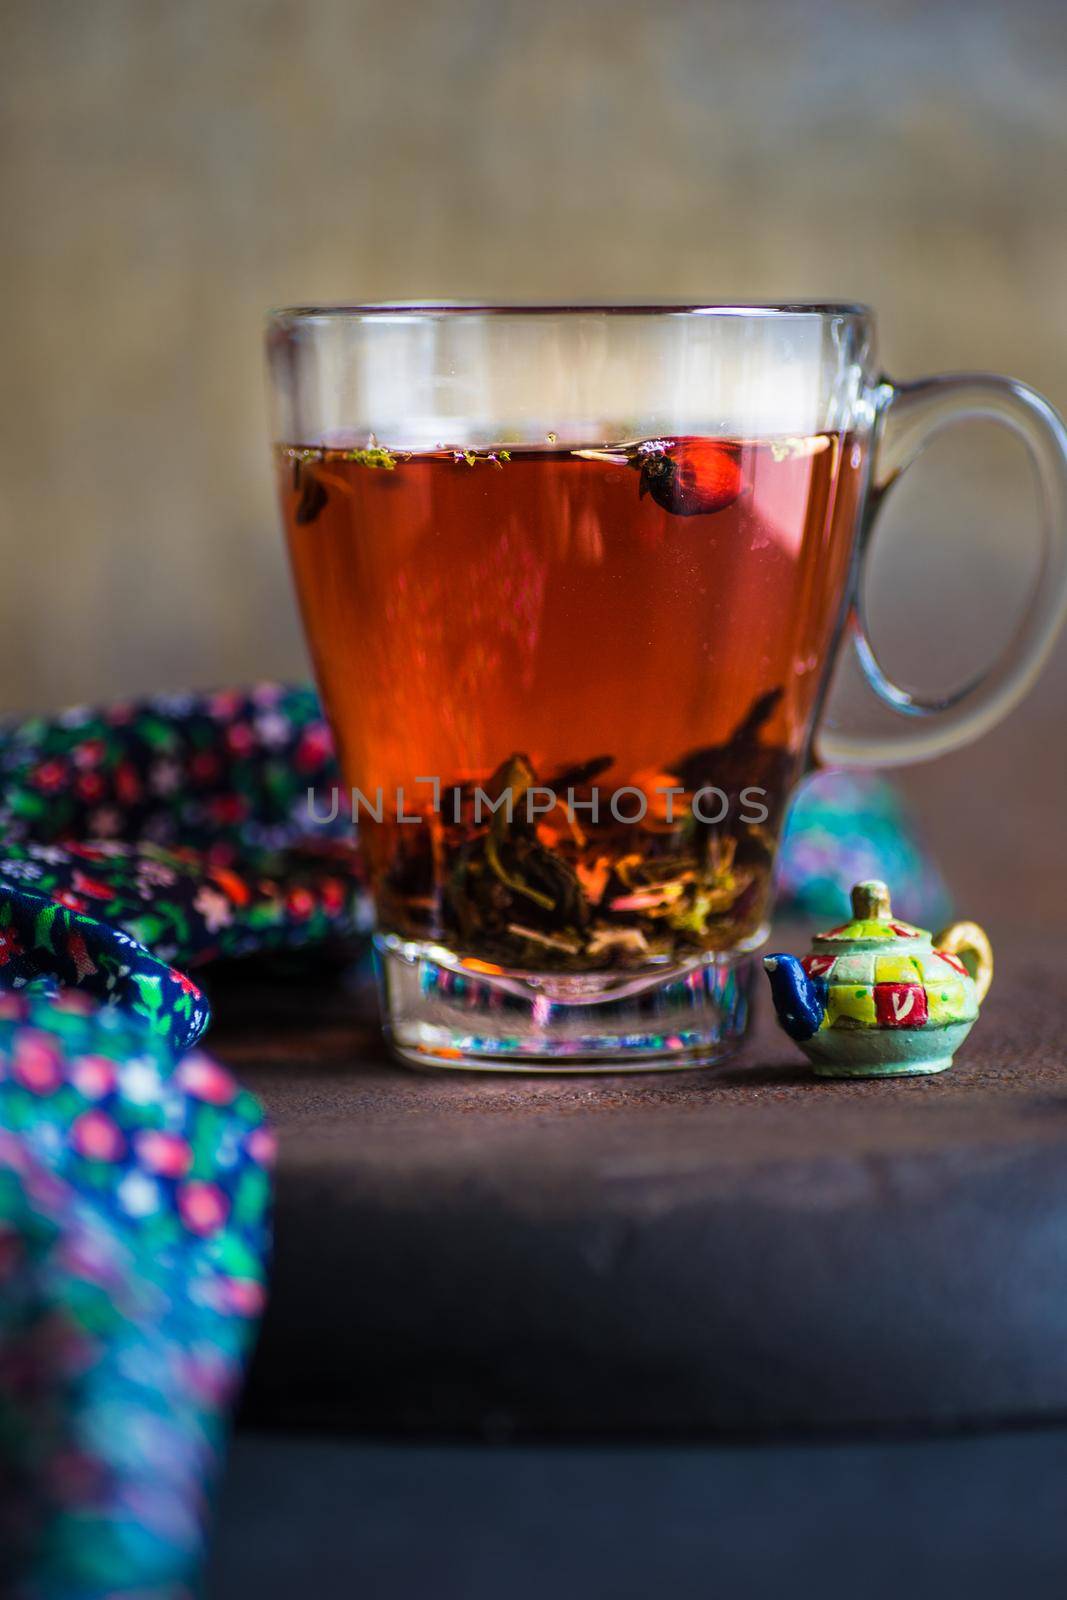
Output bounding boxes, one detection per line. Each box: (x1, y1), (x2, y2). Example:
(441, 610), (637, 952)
(207, 927), (1067, 1435)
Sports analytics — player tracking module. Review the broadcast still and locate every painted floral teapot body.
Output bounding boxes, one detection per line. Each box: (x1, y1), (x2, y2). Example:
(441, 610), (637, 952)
(763, 880), (993, 1077)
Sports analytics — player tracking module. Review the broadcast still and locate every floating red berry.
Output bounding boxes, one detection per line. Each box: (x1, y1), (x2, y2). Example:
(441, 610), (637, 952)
(638, 440), (743, 517)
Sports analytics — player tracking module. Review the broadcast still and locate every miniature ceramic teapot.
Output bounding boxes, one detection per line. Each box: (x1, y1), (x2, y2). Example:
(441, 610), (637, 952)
(763, 880), (992, 1077)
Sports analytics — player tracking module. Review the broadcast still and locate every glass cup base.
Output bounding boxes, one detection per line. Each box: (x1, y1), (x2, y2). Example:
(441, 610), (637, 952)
(374, 933), (754, 1074)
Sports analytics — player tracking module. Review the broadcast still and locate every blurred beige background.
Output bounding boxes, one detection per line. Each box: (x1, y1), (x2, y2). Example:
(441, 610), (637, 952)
(1, 0), (1065, 915)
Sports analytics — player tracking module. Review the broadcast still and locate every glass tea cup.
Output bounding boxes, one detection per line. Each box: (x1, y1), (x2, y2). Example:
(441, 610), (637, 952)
(267, 304), (1067, 1071)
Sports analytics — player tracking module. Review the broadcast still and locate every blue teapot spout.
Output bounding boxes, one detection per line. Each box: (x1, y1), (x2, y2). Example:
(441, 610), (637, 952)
(762, 954), (826, 1042)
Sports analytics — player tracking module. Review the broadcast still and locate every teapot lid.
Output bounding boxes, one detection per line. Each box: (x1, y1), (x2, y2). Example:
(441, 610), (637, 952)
(813, 880), (929, 947)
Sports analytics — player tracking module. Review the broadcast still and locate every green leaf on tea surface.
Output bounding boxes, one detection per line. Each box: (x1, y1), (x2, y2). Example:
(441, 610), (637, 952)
(341, 446), (399, 470)
(452, 449), (512, 468)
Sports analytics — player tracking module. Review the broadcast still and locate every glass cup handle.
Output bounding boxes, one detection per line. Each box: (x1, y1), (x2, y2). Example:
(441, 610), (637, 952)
(816, 374), (1067, 767)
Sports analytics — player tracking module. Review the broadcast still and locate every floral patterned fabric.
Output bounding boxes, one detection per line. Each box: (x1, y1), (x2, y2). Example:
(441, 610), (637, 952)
(0, 684), (338, 857)
(0, 685), (363, 1598)
(0, 685), (370, 1044)
(0, 995), (271, 1599)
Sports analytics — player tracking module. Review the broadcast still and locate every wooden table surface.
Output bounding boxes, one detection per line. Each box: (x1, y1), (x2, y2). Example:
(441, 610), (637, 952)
(208, 923), (1067, 1436)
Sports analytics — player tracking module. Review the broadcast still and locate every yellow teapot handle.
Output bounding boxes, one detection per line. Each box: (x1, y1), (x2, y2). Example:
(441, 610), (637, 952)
(935, 920), (994, 1003)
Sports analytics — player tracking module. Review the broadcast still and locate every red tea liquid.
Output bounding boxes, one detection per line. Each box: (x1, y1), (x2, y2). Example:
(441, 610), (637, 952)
(279, 436), (863, 970)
